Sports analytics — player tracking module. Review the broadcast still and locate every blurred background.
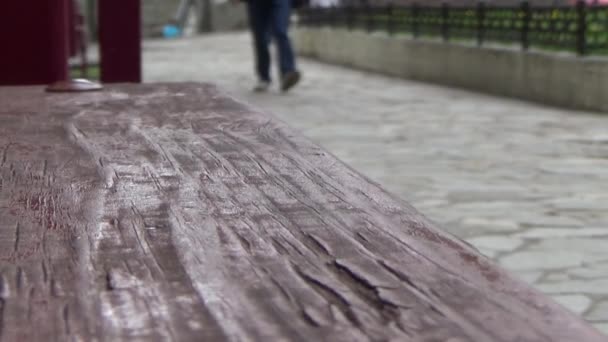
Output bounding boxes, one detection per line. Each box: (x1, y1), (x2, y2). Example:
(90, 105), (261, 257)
(4, 0), (608, 334)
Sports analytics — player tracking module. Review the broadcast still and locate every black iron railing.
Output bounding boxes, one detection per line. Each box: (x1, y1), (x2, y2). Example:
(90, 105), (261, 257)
(298, 1), (608, 55)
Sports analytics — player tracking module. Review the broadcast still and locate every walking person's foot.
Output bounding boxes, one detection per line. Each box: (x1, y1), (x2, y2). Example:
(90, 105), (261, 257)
(253, 81), (271, 93)
(281, 71), (301, 92)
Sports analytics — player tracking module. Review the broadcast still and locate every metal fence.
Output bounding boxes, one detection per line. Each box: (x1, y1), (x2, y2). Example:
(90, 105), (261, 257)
(298, 1), (608, 55)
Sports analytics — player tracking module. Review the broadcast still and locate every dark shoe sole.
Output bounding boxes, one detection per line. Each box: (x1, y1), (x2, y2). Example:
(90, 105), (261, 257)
(281, 71), (301, 92)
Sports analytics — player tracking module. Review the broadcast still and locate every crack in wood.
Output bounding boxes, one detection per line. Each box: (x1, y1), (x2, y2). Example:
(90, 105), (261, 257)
(328, 261), (402, 325)
(105, 272), (115, 291)
(63, 304), (70, 335)
(41, 261), (48, 284)
(0, 143), (13, 168)
(131, 221), (149, 257)
(303, 234), (332, 258)
(0, 275), (5, 299)
(15, 267), (23, 292)
(234, 232), (252, 255)
(0, 298), (4, 339)
(50, 278), (58, 298)
(13, 223), (20, 255)
(26, 287), (35, 320)
(300, 308), (322, 328)
(41, 160), (48, 178)
(271, 238), (290, 256)
(377, 261), (427, 297)
(292, 265), (362, 329)
(268, 276), (294, 305)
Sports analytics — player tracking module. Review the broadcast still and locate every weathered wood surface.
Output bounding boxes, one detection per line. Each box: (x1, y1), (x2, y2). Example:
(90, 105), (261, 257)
(0, 83), (605, 342)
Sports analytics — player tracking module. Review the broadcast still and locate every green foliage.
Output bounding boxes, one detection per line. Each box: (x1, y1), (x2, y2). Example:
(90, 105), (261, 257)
(70, 65), (100, 80)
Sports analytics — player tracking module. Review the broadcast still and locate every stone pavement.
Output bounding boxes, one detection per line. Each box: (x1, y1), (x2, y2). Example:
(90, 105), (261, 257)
(144, 32), (608, 333)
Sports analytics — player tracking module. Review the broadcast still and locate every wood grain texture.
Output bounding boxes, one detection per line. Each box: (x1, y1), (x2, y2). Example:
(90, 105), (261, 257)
(0, 83), (604, 342)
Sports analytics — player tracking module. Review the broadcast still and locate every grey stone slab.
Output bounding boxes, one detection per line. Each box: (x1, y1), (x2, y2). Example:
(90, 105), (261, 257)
(547, 196), (608, 211)
(516, 271), (545, 285)
(501, 251), (585, 271)
(595, 323), (608, 336)
(514, 215), (585, 228)
(542, 273), (573, 283)
(478, 248), (500, 259)
(569, 264), (608, 279)
(531, 238), (608, 253)
(528, 238), (608, 264)
(516, 228), (608, 239)
(540, 159), (608, 176)
(553, 295), (593, 315)
(459, 217), (521, 233)
(588, 302), (608, 322)
(538, 279), (608, 295)
(446, 189), (542, 202)
(466, 236), (524, 252)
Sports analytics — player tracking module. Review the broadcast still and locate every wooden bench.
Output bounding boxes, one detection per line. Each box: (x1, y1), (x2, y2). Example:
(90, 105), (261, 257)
(0, 83), (604, 341)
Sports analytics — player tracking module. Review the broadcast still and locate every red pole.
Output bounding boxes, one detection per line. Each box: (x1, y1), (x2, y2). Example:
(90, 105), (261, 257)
(99, 0), (142, 83)
(46, 0), (102, 92)
(48, 0), (70, 83)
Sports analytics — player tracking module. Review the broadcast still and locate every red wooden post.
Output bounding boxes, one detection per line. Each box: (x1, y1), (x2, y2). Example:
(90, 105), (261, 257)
(0, 3), (54, 85)
(46, 0), (102, 92)
(48, 0), (70, 84)
(99, 0), (142, 83)
(0, 0), (100, 89)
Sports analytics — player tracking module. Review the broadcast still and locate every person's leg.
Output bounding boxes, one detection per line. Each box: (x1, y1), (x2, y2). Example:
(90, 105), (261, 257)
(247, 1), (272, 83)
(270, 0), (296, 76)
(270, 0), (300, 91)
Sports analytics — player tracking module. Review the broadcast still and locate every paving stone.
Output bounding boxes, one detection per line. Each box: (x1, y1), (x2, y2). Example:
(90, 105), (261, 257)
(500, 251), (585, 270)
(541, 273), (572, 283)
(569, 264), (608, 279)
(511, 215), (584, 228)
(527, 238), (608, 264)
(459, 217), (521, 233)
(552, 295), (593, 315)
(538, 279), (608, 294)
(547, 196), (608, 211)
(595, 323), (608, 336)
(447, 190), (541, 202)
(478, 248), (499, 259)
(531, 238), (608, 253)
(540, 159), (608, 176)
(587, 301), (608, 322)
(515, 271), (545, 285)
(516, 228), (608, 238)
(466, 236), (524, 252)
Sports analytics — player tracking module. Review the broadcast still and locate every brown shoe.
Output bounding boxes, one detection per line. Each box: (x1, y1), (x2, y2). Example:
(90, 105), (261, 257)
(281, 71), (301, 92)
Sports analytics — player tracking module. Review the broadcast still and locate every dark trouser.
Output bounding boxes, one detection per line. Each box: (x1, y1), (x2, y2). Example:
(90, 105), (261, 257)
(247, 0), (296, 82)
